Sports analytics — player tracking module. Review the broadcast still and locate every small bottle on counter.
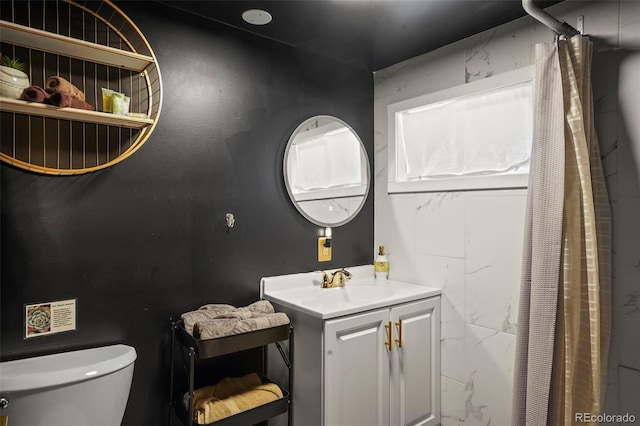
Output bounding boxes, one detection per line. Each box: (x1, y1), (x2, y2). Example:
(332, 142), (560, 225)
(374, 245), (389, 280)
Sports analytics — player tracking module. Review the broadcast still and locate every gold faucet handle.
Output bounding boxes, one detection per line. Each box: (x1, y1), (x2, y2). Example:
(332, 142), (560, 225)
(334, 268), (352, 280)
(315, 270), (330, 288)
(330, 268), (351, 287)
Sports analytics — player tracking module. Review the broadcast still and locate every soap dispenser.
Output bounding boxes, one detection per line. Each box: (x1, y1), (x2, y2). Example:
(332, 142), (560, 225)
(374, 245), (389, 280)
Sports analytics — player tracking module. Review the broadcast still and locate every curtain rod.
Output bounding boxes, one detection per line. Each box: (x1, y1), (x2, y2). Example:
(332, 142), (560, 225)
(522, 0), (581, 37)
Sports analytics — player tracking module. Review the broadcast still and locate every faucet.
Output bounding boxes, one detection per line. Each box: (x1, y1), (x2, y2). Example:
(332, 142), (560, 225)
(317, 268), (352, 288)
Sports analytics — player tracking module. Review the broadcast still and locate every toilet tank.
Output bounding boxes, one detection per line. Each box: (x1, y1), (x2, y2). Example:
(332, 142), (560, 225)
(0, 344), (136, 426)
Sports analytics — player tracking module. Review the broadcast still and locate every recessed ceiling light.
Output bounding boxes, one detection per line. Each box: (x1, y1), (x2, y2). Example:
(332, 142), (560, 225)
(242, 9), (272, 26)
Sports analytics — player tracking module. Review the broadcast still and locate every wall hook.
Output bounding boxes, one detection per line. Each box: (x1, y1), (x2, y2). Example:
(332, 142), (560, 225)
(225, 213), (235, 229)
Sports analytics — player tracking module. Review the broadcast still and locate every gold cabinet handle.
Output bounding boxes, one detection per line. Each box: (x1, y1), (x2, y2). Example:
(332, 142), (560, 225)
(385, 321), (392, 350)
(395, 319), (403, 348)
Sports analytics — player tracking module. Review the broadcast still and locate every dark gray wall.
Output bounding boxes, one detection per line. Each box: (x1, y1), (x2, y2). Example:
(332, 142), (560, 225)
(0, 3), (373, 424)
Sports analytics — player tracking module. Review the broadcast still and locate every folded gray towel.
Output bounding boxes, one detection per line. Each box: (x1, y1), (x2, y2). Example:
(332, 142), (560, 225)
(194, 312), (290, 340)
(182, 304), (235, 335)
(212, 310), (275, 320)
(181, 301), (277, 335)
(196, 304), (237, 314)
(246, 300), (276, 315)
(199, 300), (275, 315)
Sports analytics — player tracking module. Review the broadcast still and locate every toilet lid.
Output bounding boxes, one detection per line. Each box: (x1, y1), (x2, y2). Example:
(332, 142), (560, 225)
(0, 344), (136, 392)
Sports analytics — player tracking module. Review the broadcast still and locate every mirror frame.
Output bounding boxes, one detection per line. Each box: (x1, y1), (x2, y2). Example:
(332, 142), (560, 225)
(283, 115), (371, 227)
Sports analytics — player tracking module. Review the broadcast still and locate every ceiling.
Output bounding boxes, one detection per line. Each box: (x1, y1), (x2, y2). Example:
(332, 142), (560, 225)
(160, 0), (562, 72)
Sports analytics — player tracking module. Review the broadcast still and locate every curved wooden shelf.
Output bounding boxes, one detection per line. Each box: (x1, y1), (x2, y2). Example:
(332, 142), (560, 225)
(0, 97), (153, 128)
(0, 20), (154, 72)
(0, 0), (163, 175)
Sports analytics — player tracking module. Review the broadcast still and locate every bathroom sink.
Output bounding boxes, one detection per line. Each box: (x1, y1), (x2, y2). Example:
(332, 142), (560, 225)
(298, 285), (395, 305)
(261, 265), (441, 319)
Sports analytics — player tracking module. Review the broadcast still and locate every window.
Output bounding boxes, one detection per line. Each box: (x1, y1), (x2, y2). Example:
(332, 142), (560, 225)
(388, 66), (535, 193)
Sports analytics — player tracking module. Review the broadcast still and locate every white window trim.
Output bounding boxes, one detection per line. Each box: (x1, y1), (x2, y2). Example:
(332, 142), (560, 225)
(387, 65), (535, 193)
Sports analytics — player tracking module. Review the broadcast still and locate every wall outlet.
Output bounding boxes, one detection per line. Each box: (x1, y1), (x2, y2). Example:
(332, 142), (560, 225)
(318, 237), (332, 262)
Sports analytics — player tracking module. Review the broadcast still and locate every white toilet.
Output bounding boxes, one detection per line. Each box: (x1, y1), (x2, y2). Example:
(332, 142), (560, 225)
(0, 344), (136, 426)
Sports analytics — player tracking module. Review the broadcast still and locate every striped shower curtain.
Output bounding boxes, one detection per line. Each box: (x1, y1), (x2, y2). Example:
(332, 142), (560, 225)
(512, 35), (611, 426)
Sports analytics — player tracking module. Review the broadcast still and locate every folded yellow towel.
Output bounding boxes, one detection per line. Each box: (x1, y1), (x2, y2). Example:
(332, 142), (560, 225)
(195, 383), (284, 424)
(190, 373), (262, 410)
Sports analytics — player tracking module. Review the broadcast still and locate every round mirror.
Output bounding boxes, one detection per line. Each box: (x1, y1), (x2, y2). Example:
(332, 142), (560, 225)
(284, 115), (370, 227)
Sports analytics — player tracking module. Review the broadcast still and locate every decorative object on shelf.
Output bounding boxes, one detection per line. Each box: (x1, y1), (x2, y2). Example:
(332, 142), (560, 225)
(45, 76), (85, 101)
(101, 88), (115, 112)
(0, 54), (29, 99)
(48, 92), (94, 110)
(101, 87), (130, 115)
(111, 92), (130, 115)
(20, 86), (48, 103)
(20, 85), (95, 110)
(0, 53), (25, 72)
(0, 0), (163, 175)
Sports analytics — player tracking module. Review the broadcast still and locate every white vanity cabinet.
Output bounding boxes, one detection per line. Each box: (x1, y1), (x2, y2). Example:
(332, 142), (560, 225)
(324, 298), (440, 426)
(324, 308), (390, 426)
(389, 298), (440, 426)
(266, 295), (440, 426)
(262, 266), (442, 426)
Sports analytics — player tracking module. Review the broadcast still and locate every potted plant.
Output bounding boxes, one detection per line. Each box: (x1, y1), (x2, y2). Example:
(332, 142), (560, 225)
(0, 53), (30, 99)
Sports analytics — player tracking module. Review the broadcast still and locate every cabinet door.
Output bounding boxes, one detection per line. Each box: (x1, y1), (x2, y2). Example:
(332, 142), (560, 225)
(324, 309), (390, 426)
(390, 298), (440, 426)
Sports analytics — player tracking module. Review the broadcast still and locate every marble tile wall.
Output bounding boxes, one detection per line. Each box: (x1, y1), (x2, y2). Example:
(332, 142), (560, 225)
(373, 1), (640, 424)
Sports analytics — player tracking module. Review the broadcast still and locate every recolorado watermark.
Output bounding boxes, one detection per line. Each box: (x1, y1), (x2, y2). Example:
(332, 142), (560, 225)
(575, 412), (637, 423)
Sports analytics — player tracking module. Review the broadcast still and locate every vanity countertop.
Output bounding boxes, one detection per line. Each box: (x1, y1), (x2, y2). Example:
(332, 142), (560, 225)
(260, 265), (441, 319)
